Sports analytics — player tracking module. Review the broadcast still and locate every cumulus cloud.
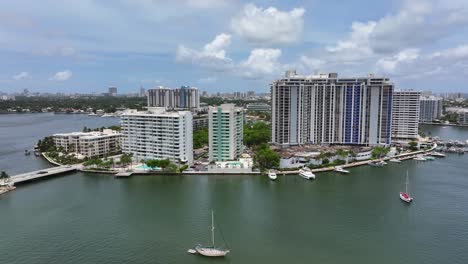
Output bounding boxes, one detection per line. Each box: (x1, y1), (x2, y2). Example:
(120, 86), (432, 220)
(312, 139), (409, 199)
(239, 49), (282, 79)
(50, 70), (72, 81)
(12, 72), (30, 80)
(376, 49), (420, 73)
(176, 33), (233, 70)
(231, 4), (305, 45)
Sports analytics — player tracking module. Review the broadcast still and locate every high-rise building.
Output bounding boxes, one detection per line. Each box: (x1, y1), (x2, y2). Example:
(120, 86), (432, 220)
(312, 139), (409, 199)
(108, 87), (117, 96)
(147, 86), (199, 109)
(392, 90), (421, 140)
(419, 96), (443, 122)
(271, 71), (394, 146)
(120, 107), (193, 164)
(139, 87), (146, 97)
(458, 110), (468, 125)
(208, 104), (244, 161)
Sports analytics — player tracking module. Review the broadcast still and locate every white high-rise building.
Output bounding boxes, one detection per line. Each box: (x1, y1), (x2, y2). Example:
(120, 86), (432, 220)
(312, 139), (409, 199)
(392, 90), (421, 140)
(53, 129), (122, 158)
(271, 71), (394, 146)
(419, 96), (443, 122)
(147, 86), (200, 109)
(120, 107), (193, 164)
(208, 104), (244, 161)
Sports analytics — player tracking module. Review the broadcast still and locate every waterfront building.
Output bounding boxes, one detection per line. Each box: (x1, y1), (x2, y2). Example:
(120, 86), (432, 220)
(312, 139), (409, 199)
(246, 103), (271, 112)
(419, 96), (443, 122)
(147, 86), (200, 109)
(120, 107), (193, 164)
(458, 110), (468, 125)
(271, 71), (394, 147)
(208, 104), (244, 161)
(53, 129), (121, 158)
(392, 90), (421, 140)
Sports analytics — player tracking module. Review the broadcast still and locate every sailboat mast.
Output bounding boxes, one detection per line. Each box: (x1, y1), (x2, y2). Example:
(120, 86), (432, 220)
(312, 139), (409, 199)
(211, 210), (215, 247)
(406, 171), (409, 194)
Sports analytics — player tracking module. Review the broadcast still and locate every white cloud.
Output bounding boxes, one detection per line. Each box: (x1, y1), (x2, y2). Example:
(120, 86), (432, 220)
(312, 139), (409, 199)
(198, 76), (217, 84)
(239, 49), (282, 79)
(186, 0), (229, 9)
(176, 33), (233, 70)
(326, 21), (376, 61)
(50, 70), (72, 81)
(376, 49), (420, 73)
(12, 72), (30, 80)
(231, 4), (305, 45)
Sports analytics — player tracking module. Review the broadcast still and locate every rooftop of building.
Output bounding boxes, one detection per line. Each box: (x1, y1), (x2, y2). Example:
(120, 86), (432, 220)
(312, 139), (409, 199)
(54, 129), (121, 139)
(147, 86), (199, 91)
(121, 107), (192, 117)
(274, 70), (392, 84)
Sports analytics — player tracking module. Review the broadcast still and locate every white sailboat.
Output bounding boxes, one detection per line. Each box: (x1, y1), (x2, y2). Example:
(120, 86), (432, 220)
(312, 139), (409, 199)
(400, 171), (413, 203)
(194, 211), (230, 257)
(268, 169), (277, 180)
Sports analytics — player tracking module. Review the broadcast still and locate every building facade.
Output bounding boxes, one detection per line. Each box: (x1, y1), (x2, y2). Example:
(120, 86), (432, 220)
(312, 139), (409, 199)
(246, 103), (271, 112)
(419, 96), (443, 122)
(193, 114), (209, 131)
(53, 129), (121, 157)
(392, 90), (421, 140)
(458, 110), (468, 125)
(120, 107), (193, 164)
(147, 86), (200, 109)
(208, 104), (244, 161)
(271, 71), (394, 146)
(108, 87), (117, 97)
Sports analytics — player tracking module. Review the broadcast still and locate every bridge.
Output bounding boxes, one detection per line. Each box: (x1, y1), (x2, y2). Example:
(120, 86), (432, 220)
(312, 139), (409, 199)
(11, 165), (80, 185)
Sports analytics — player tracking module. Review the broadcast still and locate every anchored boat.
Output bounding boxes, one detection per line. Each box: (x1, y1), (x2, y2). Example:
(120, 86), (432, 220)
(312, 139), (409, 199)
(334, 166), (350, 174)
(193, 211), (230, 257)
(400, 171), (414, 203)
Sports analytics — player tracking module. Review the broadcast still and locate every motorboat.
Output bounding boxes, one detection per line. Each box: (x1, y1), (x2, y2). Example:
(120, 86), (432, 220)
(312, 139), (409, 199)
(413, 155), (427, 161)
(193, 211), (230, 257)
(389, 158), (401, 163)
(334, 166), (350, 174)
(299, 167), (315, 180)
(268, 169), (277, 181)
(424, 155), (435, 161)
(400, 171), (414, 203)
(368, 160), (386, 167)
(429, 152), (446, 158)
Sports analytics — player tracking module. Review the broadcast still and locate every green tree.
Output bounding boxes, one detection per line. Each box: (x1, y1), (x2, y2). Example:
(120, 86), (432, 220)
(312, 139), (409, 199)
(193, 128), (209, 149)
(1, 171), (9, 179)
(244, 122), (271, 147)
(120, 153), (133, 168)
(254, 144), (280, 170)
(372, 146), (390, 158)
(408, 141), (419, 151)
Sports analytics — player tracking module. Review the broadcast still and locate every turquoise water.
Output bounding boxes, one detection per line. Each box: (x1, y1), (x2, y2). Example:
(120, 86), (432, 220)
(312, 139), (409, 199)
(136, 164), (160, 170)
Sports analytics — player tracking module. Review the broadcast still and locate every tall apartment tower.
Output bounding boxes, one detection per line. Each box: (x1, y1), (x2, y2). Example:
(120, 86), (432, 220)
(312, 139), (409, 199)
(147, 86), (200, 109)
(392, 90), (421, 140)
(208, 104), (244, 161)
(108, 87), (117, 96)
(120, 107), (193, 164)
(271, 71), (394, 146)
(419, 96), (443, 122)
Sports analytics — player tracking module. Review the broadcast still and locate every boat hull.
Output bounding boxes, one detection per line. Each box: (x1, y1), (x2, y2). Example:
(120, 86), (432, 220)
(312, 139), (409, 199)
(399, 192), (413, 203)
(195, 246), (230, 257)
(299, 172), (315, 180)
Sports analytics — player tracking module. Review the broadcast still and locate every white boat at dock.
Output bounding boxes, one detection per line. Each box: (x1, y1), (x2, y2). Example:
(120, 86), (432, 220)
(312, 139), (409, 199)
(424, 155), (435, 161)
(268, 170), (277, 181)
(413, 155), (427, 161)
(389, 158), (401, 163)
(368, 160), (386, 167)
(299, 167), (315, 180)
(428, 152), (446, 158)
(334, 166), (350, 174)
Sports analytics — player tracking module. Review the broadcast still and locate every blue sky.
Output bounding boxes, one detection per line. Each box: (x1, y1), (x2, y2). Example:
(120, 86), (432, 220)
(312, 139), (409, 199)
(1, 0), (468, 94)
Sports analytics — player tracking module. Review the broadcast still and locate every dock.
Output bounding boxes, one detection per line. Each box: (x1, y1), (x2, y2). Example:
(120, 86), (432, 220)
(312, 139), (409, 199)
(11, 165), (79, 184)
(115, 172), (133, 178)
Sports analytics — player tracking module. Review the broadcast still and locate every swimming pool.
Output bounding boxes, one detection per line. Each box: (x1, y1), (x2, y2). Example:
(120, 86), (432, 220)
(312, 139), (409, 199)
(135, 164), (160, 170)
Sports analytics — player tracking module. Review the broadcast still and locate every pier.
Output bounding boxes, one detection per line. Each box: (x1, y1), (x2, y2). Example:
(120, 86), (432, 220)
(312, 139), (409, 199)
(11, 165), (79, 184)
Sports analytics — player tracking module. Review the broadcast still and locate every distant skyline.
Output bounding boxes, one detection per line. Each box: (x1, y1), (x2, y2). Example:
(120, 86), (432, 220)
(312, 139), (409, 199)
(2, 0), (468, 93)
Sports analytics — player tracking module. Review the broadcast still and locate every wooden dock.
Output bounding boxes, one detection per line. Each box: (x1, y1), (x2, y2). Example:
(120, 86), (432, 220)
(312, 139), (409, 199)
(115, 172), (133, 178)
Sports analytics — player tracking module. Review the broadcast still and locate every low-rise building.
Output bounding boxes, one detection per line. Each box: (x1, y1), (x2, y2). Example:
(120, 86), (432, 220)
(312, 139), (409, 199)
(120, 107), (193, 164)
(246, 103), (271, 112)
(53, 129), (121, 158)
(193, 114), (209, 131)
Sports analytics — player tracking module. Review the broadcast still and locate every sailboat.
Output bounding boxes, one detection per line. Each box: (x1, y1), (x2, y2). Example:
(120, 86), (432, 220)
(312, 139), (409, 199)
(193, 211), (230, 257)
(400, 171), (414, 203)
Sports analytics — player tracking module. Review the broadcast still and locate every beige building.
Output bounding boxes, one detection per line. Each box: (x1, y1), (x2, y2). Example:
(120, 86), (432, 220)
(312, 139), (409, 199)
(53, 129), (122, 157)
